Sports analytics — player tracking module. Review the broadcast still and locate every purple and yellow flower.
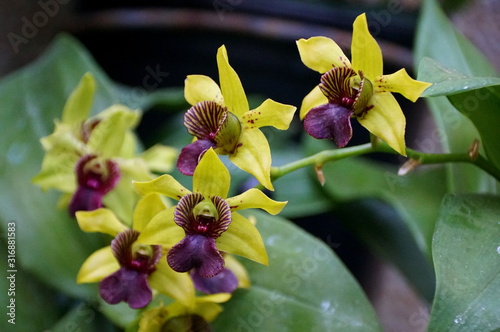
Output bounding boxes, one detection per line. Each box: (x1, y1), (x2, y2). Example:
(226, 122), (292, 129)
(178, 45), (296, 190)
(76, 193), (193, 309)
(297, 13), (431, 155)
(32, 73), (177, 223)
(134, 148), (286, 292)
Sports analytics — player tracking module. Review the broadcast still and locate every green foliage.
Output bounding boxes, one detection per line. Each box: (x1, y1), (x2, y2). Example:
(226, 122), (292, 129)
(213, 210), (382, 331)
(429, 194), (500, 331)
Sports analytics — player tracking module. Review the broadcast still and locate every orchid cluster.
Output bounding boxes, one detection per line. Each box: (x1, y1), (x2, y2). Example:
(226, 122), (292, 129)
(33, 13), (430, 331)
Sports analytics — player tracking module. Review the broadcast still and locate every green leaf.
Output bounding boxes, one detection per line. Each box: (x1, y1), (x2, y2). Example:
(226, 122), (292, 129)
(48, 302), (119, 332)
(212, 210), (382, 331)
(415, 0), (499, 193)
(428, 194), (500, 331)
(0, 34), (184, 299)
(302, 138), (439, 299)
(0, 249), (61, 331)
(419, 57), (500, 97)
(418, 58), (500, 172)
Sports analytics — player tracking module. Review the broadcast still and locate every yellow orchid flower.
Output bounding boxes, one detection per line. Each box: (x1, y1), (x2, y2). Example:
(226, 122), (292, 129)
(178, 45), (296, 190)
(75, 194), (195, 309)
(32, 73), (177, 223)
(297, 13), (431, 155)
(134, 148), (286, 293)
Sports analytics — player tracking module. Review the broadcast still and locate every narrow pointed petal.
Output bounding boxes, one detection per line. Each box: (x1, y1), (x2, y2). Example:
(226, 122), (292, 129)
(296, 37), (351, 73)
(177, 140), (217, 176)
(76, 208), (128, 236)
(140, 144), (178, 173)
(375, 69), (432, 102)
(184, 74), (224, 106)
(134, 174), (191, 199)
(299, 85), (328, 119)
(216, 212), (268, 265)
(229, 130), (274, 191)
(242, 99), (296, 130)
(304, 103), (354, 148)
(225, 254), (250, 289)
(358, 93), (407, 156)
(32, 150), (78, 192)
(216, 45), (249, 118)
(99, 268), (152, 309)
(193, 148), (230, 199)
(62, 72), (95, 125)
(133, 193), (167, 232)
(351, 13), (383, 79)
(137, 207), (184, 247)
(87, 105), (141, 158)
(226, 188), (287, 215)
(148, 259), (196, 308)
(167, 235), (225, 277)
(101, 174), (135, 227)
(77, 246), (119, 283)
(191, 267), (238, 294)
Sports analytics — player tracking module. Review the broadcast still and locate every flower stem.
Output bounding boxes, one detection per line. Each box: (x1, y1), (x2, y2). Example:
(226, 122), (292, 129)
(271, 141), (500, 183)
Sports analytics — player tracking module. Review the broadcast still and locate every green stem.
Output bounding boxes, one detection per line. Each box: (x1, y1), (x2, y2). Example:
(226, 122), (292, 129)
(270, 143), (372, 181)
(271, 141), (500, 183)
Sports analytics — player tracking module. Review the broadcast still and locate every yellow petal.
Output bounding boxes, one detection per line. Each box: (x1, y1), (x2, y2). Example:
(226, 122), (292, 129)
(376, 69), (432, 102)
(87, 105), (141, 158)
(136, 207), (184, 247)
(226, 188), (287, 215)
(101, 175), (136, 227)
(132, 193), (167, 232)
(217, 212), (268, 265)
(358, 93), (406, 156)
(296, 37), (351, 73)
(196, 293), (232, 304)
(216, 45), (249, 118)
(75, 208), (128, 236)
(148, 260), (195, 308)
(225, 255), (250, 289)
(62, 72), (95, 125)
(299, 85), (328, 119)
(76, 246), (119, 283)
(229, 129), (273, 191)
(134, 174), (191, 199)
(193, 148), (230, 199)
(184, 75), (224, 106)
(242, 99), (296, 130)
(351, 13), (383, 79)
(140, 144), (178, 173)
(32, 149), (78, 192)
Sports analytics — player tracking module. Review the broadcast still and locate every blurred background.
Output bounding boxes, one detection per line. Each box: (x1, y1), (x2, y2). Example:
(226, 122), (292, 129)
(1, 1), (499, 331)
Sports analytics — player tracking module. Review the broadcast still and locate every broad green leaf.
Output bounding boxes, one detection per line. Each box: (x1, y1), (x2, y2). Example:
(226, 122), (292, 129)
(304, 138), (439, 298)
(419, 57), (500, 97)
(0, 34), (184, 299)
(212, 210), (382, 331)
(0, 252), (61, 332)
(428, 194), (500, 331)
(415, 0), (498, 193)
(418, 57), (500, 172)
(334, 199), (436, 302)
(48, 302), (119, 332)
